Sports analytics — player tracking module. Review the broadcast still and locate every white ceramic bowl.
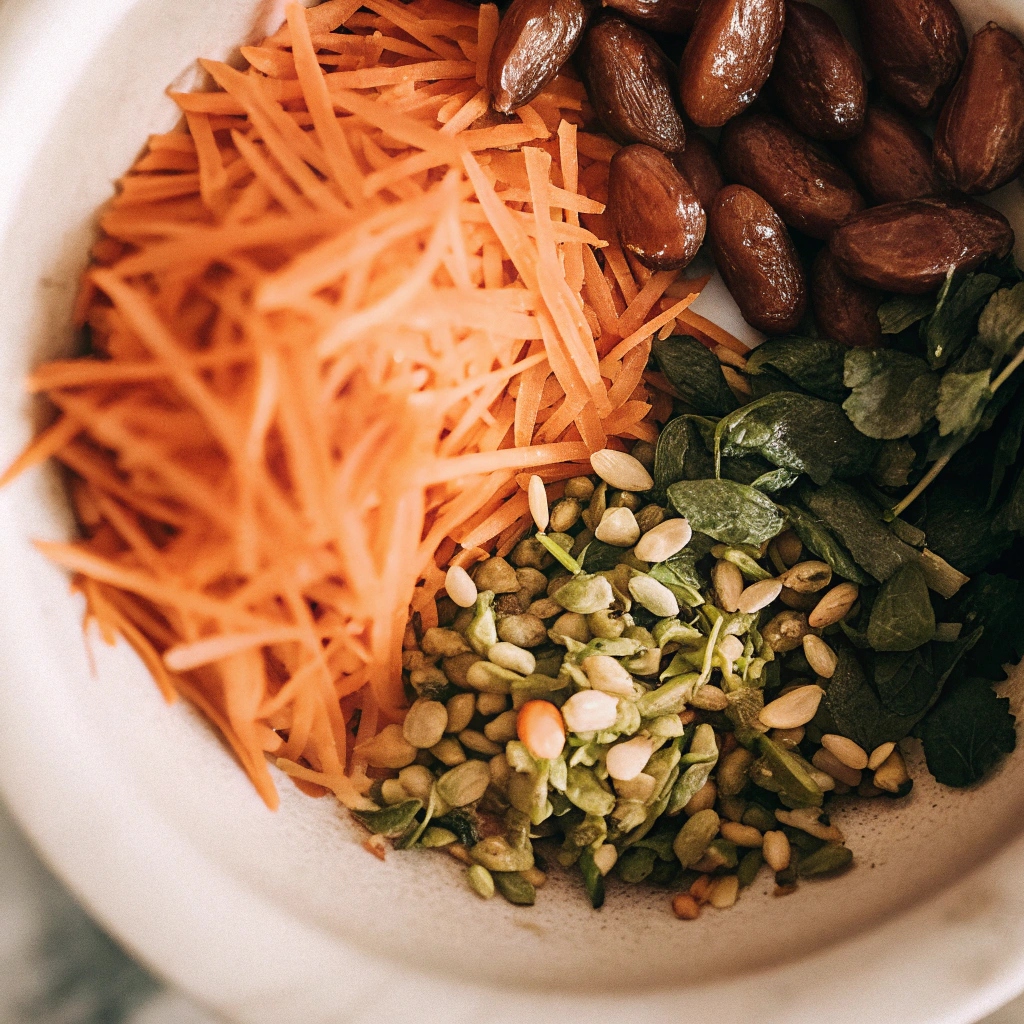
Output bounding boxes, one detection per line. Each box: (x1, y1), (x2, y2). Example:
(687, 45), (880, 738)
(2, 2), (1024, 1022)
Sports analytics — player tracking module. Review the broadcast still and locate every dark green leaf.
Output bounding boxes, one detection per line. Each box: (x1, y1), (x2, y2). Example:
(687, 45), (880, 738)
(955, 574), (1024, 678)
(582, 539), (627, 572)
(715, 392), (878, 486)
(802, 482), (920, 582)
(920, 678), (1016, 787)
(783, 504), (873, 585)
(824, 643), (923, 751)
(743, 335), (848, 403)
(977, 282), (1024, 362)
(867, 564), (936, 652)
(988, 397), (1024, 508)
(936, 369), (993, 438)
(874, 627), (981, 716)
(871, 440), (919, 489)
(743, 337), (842, 396)
(843, 349), (939, 440)
(924, 482), (1015, 575)
(878, 294), (935, 334)
(652, 415), (716, 503)
(720, 454), (777, 486)
(653, 335), (738, 417)
(994, 466), (1024, 533)
(922, 270), (1001, 369)
(352, 799), (423, 838)
(668, 479), (785, 547)
(432, 808), (481, 847)
(796, 843), (853, 877)
(751, 467), (802, 493)
(650, 551), (707, 593)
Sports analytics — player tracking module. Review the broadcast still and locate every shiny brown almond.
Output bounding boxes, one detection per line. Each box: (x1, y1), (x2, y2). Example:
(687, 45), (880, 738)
(671, 133), (725, 213)
(719, 112), (864, 240)
(708, 184), (807, 334)
(609, 144), (706, 270)
(488, 0), (589, 114)
(770, 1), (866, 141)
(600, 0), (701, 34)
(679, 0), (786, 128)
(841, 106), (942, 205)
(811, 249), (883, 349)
(829, 196), (1015, 295)
(934, 22), (1024, 196)
(856, 0), (967, 118)
(578, 15), (686, 152)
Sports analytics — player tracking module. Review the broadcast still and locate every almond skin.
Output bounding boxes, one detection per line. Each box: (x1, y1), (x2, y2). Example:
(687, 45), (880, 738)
(578, 15), (687, 152)
(811, 249), (883, 350)
(671, 133), (725, 213)
(934, 22), (1024, 196)
(679, 0), (786, 128)
(770, 0), (867, 141)
(609, 144), (706, 270)
(829, 196), (1014, 295)
(841, 105), (942, 205)
(719, 112), (864, 240)
(856, 0), (967, 118)
(487, 0), (589, 114)
(600, 0), (701, 34)
(708, 184), (807, 334)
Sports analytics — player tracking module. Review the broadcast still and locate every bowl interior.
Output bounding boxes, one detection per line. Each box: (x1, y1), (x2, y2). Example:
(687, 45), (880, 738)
(1, 0), (1024, 1020)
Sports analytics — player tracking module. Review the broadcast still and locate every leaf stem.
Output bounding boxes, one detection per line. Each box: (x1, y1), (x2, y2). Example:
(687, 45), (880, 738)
(535, 532), (582, 575)
(890, 446), (956, 520)
(992, 343), (1024, 393)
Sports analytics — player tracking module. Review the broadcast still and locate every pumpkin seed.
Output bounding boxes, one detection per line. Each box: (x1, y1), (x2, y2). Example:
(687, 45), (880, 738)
(444, 692), (476, 734)
(494, 870), (537, 906)
(487, 641), (536, 676)
(430, 736), (467, 766)
(549, 497), (583, 533)
(737, 579), (783, 614)
(688, 684), (730, 711)
(467, 864), (495, 899)
(797, 843), (853, 877)
(436, 759), (491, 806)
(759, 685), (825, 730)
(712, 559), (744, 612)
(628, 574), (680, 617)
(565, 476), (596, 500)
(421, 826), (458, 848)
(352, 799), (422, 838)
(673, 809), (721, 868)
(738, 849), (764, 887)
(402, 699), (449, 749)
(778, 560), (833, 594)
(465, 660), (522, 694)
(634, 517), (692, 562)
(362, 723), (418, 769)
(802, 634), (838, 679)
(471, 834), (535, 873)
(717, 747), (755, 796)
(459, 729), (504, 756)
(553, 574), (615, 615)
(595, 506), (641, 547)
(821, 734), (869, 771)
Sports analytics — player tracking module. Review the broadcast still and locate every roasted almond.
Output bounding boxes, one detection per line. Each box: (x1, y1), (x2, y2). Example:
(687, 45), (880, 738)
(811, 249), (883, 350)
(856, 0), (967, 118)
(708, 184), (807, 334)
(600, 0), (701, 34)
(934, 22), (1024, 196)
(770, 0), (867, 141)
(719, 112), (864, 240)
(487, 0), (589, 113)
(578, 15), (686, 152)
(829, 196), (1015, 295)
(679, 0), (786, 128)
(608, 144), (706, 270)
(671, 132), (725, 213)
(841, 105), (942, 205)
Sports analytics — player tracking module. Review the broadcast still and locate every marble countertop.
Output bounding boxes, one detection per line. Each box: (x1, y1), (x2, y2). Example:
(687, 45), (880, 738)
(1, 796), (1022, 1024)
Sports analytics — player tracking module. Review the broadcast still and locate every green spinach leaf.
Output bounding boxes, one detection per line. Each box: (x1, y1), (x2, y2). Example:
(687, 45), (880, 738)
(874, 627), (981, 717)
(989, 397), (1024, 508)
(751, 467), (802, 493)
(920, 678), (1016, 787)
(922, 270), (1000, 369)
(867, 564), (936, 652)
(652, 415), (716, 503)
(582, 539), (629, 572)
(878, 294), (935, 335)
(667, 479), (785, 548)
(843, 348), (940, 440)
(994, 465), (1024, 533)
(955, 574), (1024, 678)
(936, 369), (993, 438)
(824, 642), (923, 751)
(802, 482), (920, 583)
(924, 482), (1015, 575)
(715, 392), (878, 486)
(977, 282), (1024, 362)
(743, 336), (848, 403)
(653, 335), (738, 417)
(871, 440), (919, 489)
(783, 504), (873, 585)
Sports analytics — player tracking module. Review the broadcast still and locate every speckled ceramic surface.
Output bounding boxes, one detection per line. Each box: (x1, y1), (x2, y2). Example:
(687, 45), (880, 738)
(2, 1), (1024, 1021)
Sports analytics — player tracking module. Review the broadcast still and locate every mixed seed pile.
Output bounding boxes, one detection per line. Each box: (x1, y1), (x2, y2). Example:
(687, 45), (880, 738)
(355, 445), (913, 916)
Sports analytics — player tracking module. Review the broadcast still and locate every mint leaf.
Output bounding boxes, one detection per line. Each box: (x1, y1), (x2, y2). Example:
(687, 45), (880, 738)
(978, 282), (1024, 362)
(877, 294), (935, 335)
(667, 479), (785, 548)
(923, 270), (1001, 369)
(955, 574), (1024, 678)
(920, 679), (1016, 787)
(653, 335), (738, 418)
(744, 336), (848, 403)
(843, 349), (939, 440)
(936, 369), (993, 437)
(867, 564), (936, 652)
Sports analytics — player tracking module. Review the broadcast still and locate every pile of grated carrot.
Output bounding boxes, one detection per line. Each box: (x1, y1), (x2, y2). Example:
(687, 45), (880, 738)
(5, 0), (743, 810)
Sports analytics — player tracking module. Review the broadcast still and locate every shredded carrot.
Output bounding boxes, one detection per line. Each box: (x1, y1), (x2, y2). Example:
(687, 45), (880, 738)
(6, 0), (717, 810)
